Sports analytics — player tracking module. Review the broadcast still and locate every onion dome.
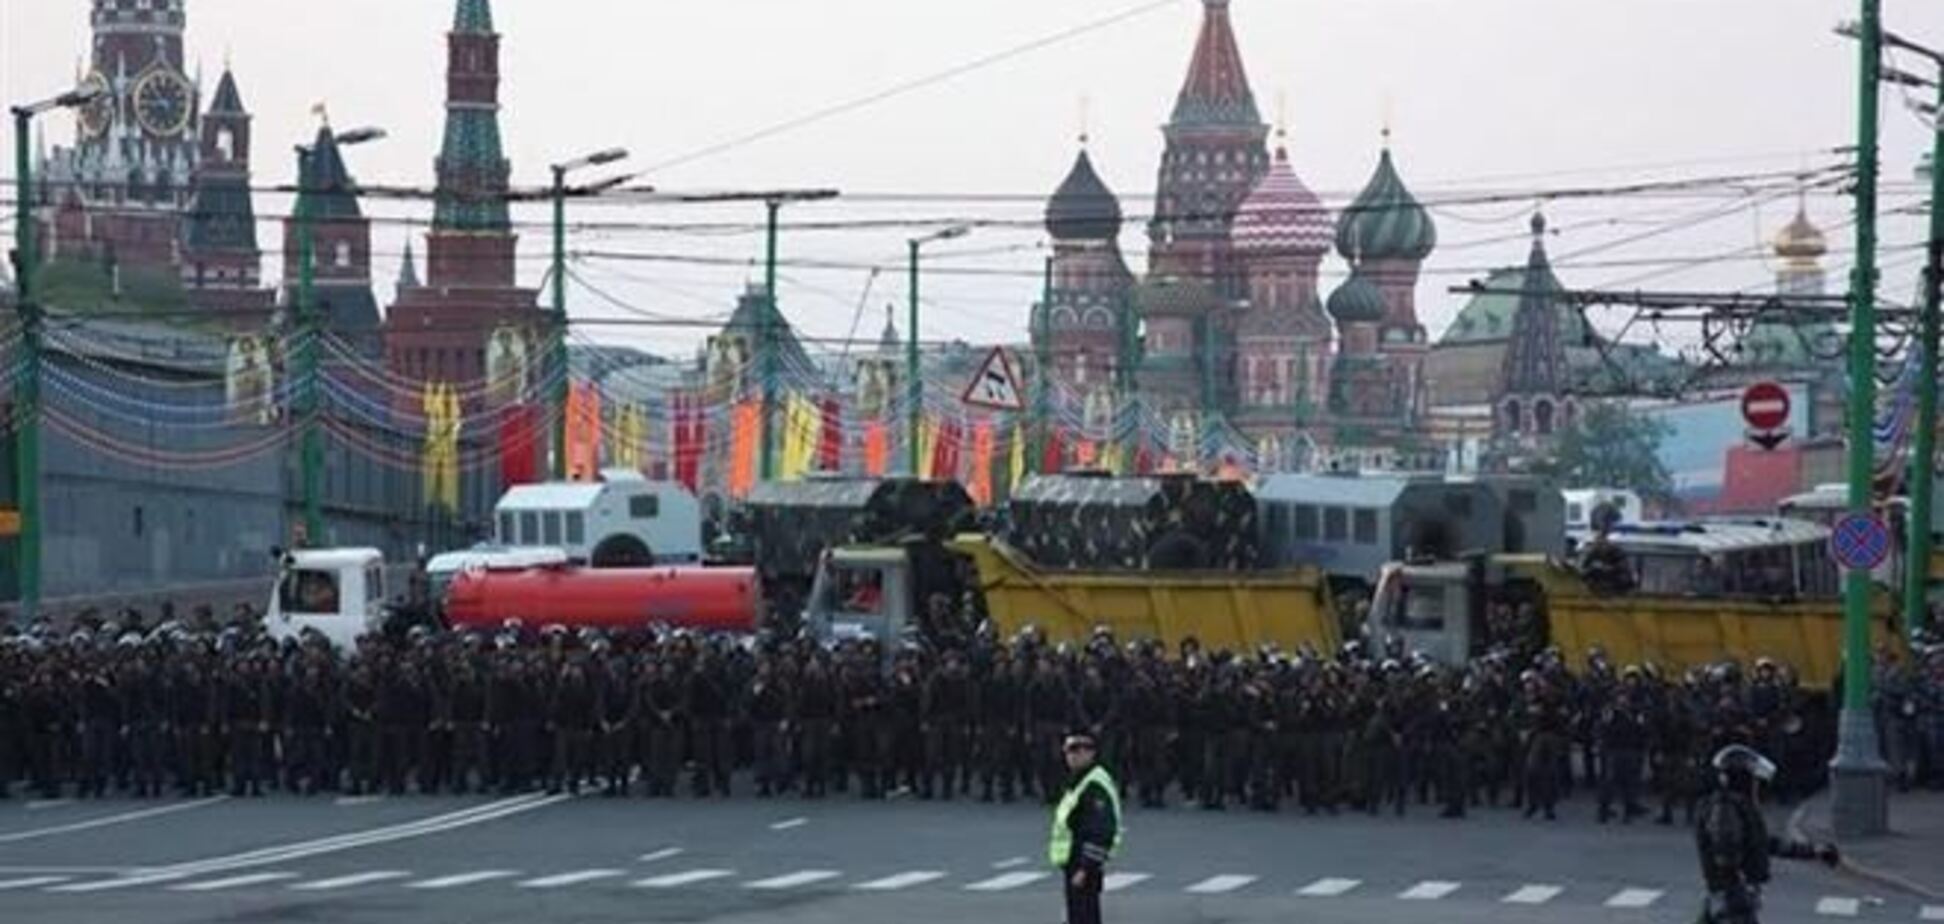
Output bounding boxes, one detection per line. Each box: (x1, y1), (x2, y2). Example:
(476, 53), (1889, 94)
(1045, 149), (1123, 241)
(1772, 205), (1827, 261)
(1336, 147), (1437, 262)
(1233, 146), (1332, 257)
(1326, 269), (1385, 324)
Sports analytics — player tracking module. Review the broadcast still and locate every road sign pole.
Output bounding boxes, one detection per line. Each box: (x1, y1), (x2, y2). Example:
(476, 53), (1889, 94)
(1832, 0), (1890, 840)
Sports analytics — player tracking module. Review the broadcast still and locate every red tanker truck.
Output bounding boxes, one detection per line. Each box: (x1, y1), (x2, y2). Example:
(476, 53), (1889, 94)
(443, 564), (762, 634)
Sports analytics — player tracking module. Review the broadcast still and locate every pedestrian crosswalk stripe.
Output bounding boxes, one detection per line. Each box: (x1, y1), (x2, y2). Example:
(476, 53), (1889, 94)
(963, 871), (1048, 892)
(1297, 877), (1362, 897)
(1815, 897), (1861, 917)
(170, 872), (299, 892)
(1504, 884), (1563, 904)
(1919, 905), (1944, 921)
(0, 876), (69, 890)
(635, 869), (735, 889)
(745, 870), (840, 890)
(1102, 873), (1150, 892)
(638, 848), (684, 863)
(48, 873), (187, 893)
(517, 869), (626, 889)
(407, 870), (519, 890)
(290, 871), (411, 891)
(853, 871), (946, 891)
(1185, 874), (1256, 894)
(1604, 888), (1663, 908)
(1399, 880), (1461, 900)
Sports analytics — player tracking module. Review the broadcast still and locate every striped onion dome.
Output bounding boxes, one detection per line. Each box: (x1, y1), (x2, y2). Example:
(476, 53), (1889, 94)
(1233, 146), (1332, 257)
(1336, 147), (1437, 263)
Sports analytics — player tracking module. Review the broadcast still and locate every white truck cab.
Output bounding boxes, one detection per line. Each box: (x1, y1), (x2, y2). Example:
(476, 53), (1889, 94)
(802, 547), (915, 645)
(266, 547), (388, 649)
(1367, 561), (1475, 665)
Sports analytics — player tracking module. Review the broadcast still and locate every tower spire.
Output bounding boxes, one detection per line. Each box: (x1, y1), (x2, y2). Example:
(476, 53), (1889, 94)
(1171, 0), (1261, 127)
(427, 0), (516, 288)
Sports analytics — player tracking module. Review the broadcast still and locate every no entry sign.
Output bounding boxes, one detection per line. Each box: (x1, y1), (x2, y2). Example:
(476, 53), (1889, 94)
(1741, 382), (1791, 432)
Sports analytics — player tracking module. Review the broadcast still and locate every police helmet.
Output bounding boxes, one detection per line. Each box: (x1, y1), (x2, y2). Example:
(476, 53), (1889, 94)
(1711, 744), (1777, 788)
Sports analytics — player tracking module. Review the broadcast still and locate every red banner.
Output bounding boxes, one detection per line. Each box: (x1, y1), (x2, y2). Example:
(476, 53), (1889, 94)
(498, 403), (542, 490)
(673, 394), (704, 492)
(1041, 426), (1065, 476)
(817, 396), (843, 473)
(931, 417), (963, 481)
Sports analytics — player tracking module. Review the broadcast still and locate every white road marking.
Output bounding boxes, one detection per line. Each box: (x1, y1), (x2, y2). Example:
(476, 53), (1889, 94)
(26, 800), (74, 810)
(290, 870), (412, 891)
(1815, 897), (1861, 917)
(634, 868), (735, 889)
(991, 856), (1029, 869)
(1504, 884), (1564, 904)
(518, 869), (627, 889)
(769, 817), (808, 831)
(1297, 877), (1362, 897)
(1606, 888), (1664, 908)
(638, 848), (684, 863)
(137, 793), (568, 880)
(170, 872), (299, 892)
(49, 872), (191, 893)
(964, 871), (1049, 891)
(1103, 872), (1151, 892)
(1185, 874), (1257, 894)
(1400, 880), (1462, 900)
(0, 876), (69, 890)
(0, 795), (229, 845)
(406, 870), (521, 890)
(745, 870), (841, 890)
(1919, 905), (1944, 921)
(332, 796), (387, 807)
(853, 871), (946, 891)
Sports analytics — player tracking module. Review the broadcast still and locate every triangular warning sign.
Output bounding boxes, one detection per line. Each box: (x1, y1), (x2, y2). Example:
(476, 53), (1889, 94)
(962, 347), (1025, 411)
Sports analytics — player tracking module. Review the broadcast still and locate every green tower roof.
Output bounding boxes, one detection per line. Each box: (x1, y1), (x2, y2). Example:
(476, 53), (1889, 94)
(1336, 148), (1437, 263)
(455, 0), (494, 34)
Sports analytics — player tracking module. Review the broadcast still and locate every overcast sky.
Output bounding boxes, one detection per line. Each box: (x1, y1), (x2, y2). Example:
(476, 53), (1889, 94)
(2, 0), (1937, 360)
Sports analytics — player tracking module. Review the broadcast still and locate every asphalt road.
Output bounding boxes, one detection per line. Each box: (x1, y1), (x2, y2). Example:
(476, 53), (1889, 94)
(0, 786), (1930, 924)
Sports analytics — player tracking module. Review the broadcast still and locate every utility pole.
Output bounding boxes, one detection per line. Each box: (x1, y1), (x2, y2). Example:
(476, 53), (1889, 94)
(549, 148), (630, 481)
(760, 198), (780, 483)
(9, 106), (41, 619)
(904, 225), (971, 476)
(1832, 0), (1891, 839)
(1905, 51), (1944, 636)
(1034, 256), (1053, 474)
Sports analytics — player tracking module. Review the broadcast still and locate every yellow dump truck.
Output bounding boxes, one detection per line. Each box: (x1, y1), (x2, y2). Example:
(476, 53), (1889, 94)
(803, 533), (1338, 654)
(1368, 518), (1905, 691)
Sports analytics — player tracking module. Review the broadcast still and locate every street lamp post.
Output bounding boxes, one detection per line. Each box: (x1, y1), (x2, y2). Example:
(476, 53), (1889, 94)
(294, 125), (386, 547)
(549, 148), (631, 481)
(8, 85), (105, 621)
(906, 225), (970, 476)
(1897, 38), (1944, 638)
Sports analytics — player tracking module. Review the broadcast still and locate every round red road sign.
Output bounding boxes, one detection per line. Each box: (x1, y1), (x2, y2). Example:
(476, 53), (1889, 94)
(1742, 381), (1791, 432)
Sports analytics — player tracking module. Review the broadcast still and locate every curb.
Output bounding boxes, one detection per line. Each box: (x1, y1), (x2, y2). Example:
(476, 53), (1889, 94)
(1791, 793), (1944, 902)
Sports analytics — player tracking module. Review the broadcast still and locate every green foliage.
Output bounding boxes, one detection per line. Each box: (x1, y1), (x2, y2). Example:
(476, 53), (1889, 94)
(1541, 401), (1677, 508)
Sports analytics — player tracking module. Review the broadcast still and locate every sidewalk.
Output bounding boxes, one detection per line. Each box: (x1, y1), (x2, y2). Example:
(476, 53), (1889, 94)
(1794, 788), (1944, 900)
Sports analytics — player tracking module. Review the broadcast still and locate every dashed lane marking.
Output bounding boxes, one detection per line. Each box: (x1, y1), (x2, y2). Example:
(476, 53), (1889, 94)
(638, 848), (684, 863)
(0, 876), (70, 890)
(47, 873), (189, 893)
(991, 856), (1029, 870)
(1184, 874), (1257, 894)
(745, 870), (841, 890)
(406, 870), (520, 890)
(25, 800), (74, 810)
(853, 871), (947, 891)
(332, 796), (387, 807)
(169, 872), (299, 892)
(1814, 897), (1861, 917)
(635, 869), (735, 889)
(1605, 888), (1664, 908)
(1103, 873), (1151, 892)
(964, 871), (1049, 892)
(1399, 880), (1462, 900)
(517, 869), (626, 889)
(769, 817), (808, 831)
(1297, 877), (1362, 897)
(1919, 905), (1944, 921)
(1504, 884), (1564, 905)
(289, 871), (411, 891)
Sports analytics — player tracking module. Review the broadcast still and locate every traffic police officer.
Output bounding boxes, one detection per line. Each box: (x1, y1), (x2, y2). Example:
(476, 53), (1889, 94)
(1048, 731), (1121, 924)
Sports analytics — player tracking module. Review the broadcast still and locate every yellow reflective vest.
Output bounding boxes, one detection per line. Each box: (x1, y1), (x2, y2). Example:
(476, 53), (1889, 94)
(1047, 764), (1122, 868)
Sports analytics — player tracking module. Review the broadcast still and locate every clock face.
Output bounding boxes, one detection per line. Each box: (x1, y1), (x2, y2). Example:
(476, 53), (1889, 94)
(78, 72), (114, 138)
(134, 68), (192, 137)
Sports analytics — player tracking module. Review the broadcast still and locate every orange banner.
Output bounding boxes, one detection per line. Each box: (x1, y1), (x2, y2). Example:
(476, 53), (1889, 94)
(728, 400), (760, 498)
(565, 381), (603, 482)
(864, 421), (889, 477)
(968, 421), (995, 507)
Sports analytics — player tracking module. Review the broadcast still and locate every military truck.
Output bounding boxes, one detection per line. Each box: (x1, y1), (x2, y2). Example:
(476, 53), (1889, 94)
(1366, 517), (1904, 690)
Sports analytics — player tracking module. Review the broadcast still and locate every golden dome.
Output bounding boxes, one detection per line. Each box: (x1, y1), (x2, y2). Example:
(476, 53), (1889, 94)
(1773, 206), (1827, 261)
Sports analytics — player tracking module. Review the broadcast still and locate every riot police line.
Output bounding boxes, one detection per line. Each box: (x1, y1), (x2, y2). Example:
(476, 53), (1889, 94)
(1, 611), (1941, 813)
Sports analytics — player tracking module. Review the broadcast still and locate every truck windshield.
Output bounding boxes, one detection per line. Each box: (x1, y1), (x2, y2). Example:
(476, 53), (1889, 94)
(280, 569), (341, 615)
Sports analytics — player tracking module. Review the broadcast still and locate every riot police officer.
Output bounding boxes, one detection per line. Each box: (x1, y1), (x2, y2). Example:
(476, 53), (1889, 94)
(1694, 745), (1837, 923)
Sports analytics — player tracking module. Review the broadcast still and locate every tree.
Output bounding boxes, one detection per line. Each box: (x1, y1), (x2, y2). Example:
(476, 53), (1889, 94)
(1541, 402), (1678, 509)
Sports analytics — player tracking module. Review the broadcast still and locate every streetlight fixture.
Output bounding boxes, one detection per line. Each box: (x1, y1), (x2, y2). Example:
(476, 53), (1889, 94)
(293, 124), (386, 547)
(7, 85), (115, 621)
(906, 225), (974, 476)
(548, 147), (632, 480)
